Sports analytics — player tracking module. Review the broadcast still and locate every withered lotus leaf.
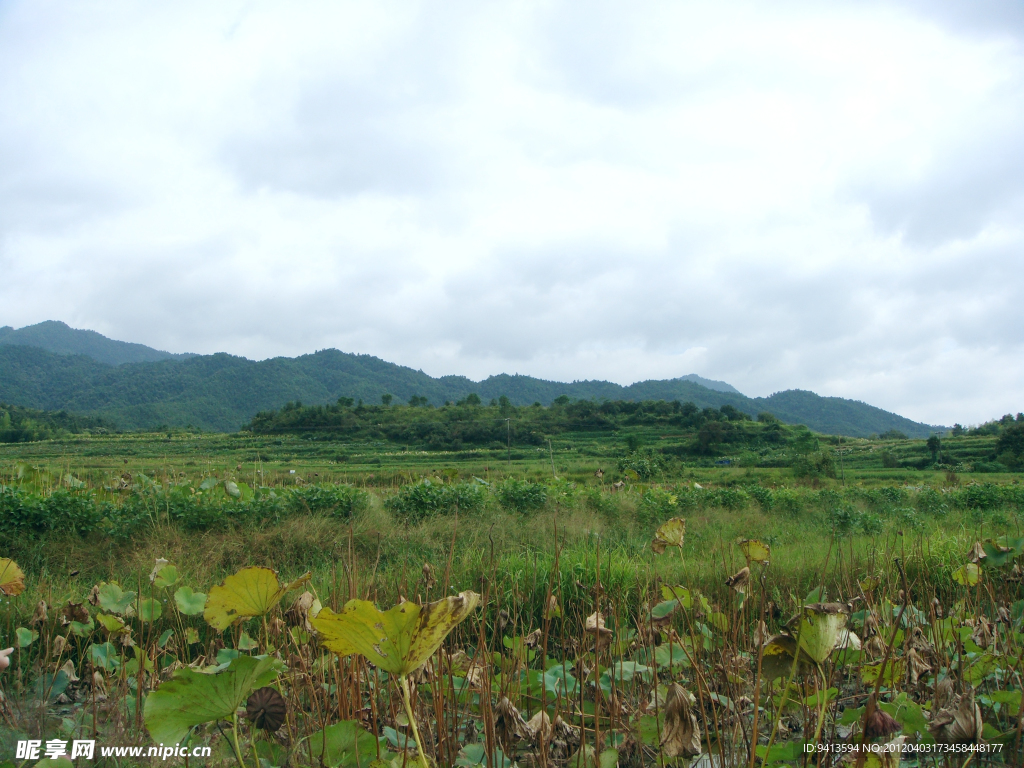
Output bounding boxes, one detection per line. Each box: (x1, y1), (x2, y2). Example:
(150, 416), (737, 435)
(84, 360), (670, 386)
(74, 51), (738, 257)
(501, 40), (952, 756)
(929, 689), (983, 745)
(204, 567), (311, 631)
(739, 539), (771, 563)
(652, 518), (686, 555)
(661, 683), (701, 758)
(0, 558), (26, 596)
(725, 567), (750, 594)
(312, 591), (481, 676)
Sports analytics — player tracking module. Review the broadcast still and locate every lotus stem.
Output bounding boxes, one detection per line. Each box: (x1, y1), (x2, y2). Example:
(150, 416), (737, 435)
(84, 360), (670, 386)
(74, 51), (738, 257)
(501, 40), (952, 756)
(400, 674), (430, 768)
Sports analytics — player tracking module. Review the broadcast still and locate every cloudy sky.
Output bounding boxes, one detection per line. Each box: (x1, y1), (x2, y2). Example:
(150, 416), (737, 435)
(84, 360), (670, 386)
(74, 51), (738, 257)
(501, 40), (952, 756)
(2, 1), (1023, 426)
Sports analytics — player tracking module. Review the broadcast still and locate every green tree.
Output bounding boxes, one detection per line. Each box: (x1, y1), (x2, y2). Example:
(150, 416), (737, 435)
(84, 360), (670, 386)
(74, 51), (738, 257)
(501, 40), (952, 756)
(996, 422), (1024, 458)
(381, 394), (393, 406)
(926, 435), (941, 461)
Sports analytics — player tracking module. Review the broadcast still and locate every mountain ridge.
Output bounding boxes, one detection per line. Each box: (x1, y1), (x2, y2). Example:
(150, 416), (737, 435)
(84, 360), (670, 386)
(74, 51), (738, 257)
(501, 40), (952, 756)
(0, 321), (193, 366)
(0, 322), (945, 437)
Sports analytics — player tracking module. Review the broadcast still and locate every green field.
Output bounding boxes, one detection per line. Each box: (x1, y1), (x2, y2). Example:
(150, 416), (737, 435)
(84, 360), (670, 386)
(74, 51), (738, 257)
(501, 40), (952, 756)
(0, 419), (1022, 766)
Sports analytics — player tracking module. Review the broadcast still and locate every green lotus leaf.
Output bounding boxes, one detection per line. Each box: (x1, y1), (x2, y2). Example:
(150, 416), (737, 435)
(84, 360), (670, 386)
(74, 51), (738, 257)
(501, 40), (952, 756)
(96, 583), (136, 614)
(174, 586), (207, 616)
(154, 565), (179, 588)
(308, 720), (384, 767)
(144, 654), (283, 745)
(796, 607), (847, 664)
(16, 626), (37, 647)
(89, 641), (120, 671)
(204, 567), (310, 631)
(313, 591), (481, 676)
(96, 612), (130, 637)
(137, 598), (162, 622)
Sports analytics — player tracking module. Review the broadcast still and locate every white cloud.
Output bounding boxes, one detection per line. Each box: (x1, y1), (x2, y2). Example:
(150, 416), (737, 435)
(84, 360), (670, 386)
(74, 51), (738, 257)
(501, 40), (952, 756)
(1, 0), (1022, 426)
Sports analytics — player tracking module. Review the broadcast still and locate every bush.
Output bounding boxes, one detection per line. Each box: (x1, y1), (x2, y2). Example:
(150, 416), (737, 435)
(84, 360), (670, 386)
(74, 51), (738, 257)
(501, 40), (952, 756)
(715, 487), (749, 511)
(792, 451), (836, 479)
(637, 488), (678, 526)
(289, 484), (368, 519)
(748, 485), (774, 512)
(385, 481), (484, 522)
(496, 478), (547, 514)
(916, 488), (948, 517)
(827, 505), (860, 538)
(774, 488), (803, 516)
(618, 450), (660, 481)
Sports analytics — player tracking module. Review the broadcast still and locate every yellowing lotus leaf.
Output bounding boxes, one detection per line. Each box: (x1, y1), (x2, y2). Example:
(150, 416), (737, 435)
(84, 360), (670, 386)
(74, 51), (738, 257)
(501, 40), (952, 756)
(204, 566), (311, 631)
(952, 563), (981, 587)
(313, 591), (481, 676)
(796, 606), (848, 664)
(652, 518), (686, 555)
(739, 539), (771, 563)
(0, 558), (25, 596)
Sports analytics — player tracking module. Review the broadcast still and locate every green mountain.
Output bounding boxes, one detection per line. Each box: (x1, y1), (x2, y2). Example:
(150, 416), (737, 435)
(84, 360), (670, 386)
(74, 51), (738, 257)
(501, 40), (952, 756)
(0, 339), (944, 438)
(0, 321), (191, 366)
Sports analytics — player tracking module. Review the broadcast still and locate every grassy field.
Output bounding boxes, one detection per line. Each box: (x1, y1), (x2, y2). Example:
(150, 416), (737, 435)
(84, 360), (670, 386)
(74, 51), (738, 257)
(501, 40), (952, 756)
(0, 429), (1021, 766)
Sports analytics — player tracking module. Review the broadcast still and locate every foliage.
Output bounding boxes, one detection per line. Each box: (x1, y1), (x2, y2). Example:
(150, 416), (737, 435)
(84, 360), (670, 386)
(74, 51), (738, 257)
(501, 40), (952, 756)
(495, 477), (547, 513)
(384, 480), (485, 522)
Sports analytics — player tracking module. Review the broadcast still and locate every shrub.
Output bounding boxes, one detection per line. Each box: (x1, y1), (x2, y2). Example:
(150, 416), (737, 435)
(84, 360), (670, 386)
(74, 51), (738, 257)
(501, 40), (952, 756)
(716, 487), (749, 511)
(747, 485), (774, 512)
(496, 478), (547, 514)
(617, 450), (660, 481)
(916, 487), (948, 517)
(637, 488), (678, 526)
(289, 484), (369, 519)
(773, 488), (803, 516)
(385, 481), (484, 522)
(792, 451), (836, 479)
(827, 505), (860, 538)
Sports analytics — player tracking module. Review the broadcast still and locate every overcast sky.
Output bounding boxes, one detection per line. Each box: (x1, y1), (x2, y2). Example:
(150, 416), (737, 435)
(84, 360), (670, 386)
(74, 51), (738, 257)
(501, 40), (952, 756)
(2, 1), (1023, 426)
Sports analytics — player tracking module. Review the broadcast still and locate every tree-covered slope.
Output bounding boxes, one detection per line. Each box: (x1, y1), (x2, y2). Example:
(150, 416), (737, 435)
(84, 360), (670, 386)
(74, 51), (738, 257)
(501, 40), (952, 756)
(0, 340), (943, 437)
(753, 390), (936, 439)
(0, 321), (191, 366)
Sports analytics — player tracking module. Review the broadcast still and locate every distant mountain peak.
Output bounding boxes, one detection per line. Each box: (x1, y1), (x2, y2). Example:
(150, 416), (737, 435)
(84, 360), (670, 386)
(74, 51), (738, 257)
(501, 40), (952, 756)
(674, 374), (741, 395)
(0, 320), (193, 367)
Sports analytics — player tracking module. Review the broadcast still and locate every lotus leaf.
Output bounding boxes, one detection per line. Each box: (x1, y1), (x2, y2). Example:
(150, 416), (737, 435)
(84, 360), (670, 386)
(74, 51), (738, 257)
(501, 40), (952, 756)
(652, 517), (686, 554)
(96, 583), (136, 614)
(154, 565), (179, 588)
(953, 563), (981, 586)
(308, 720), (383, 767)
(174, 586), (207, 616)
(739, 539), (770, 563)
(313, 591), (480, 676)
(137, 598), (162, 622)
(89, 642), (120, 671)
(204, 567), (310, 631)
(0, 558), (25, 596)
(144, 654), (283, 745)
(96, 613), (129, 637)
(16, 627), (37, 647)
(793, 605), (847, 664)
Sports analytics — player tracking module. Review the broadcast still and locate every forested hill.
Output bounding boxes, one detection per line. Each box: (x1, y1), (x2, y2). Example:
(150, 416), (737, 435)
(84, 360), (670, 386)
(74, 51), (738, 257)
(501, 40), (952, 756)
(0, 321), (191, 366)
(0, 342), (943, 437)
